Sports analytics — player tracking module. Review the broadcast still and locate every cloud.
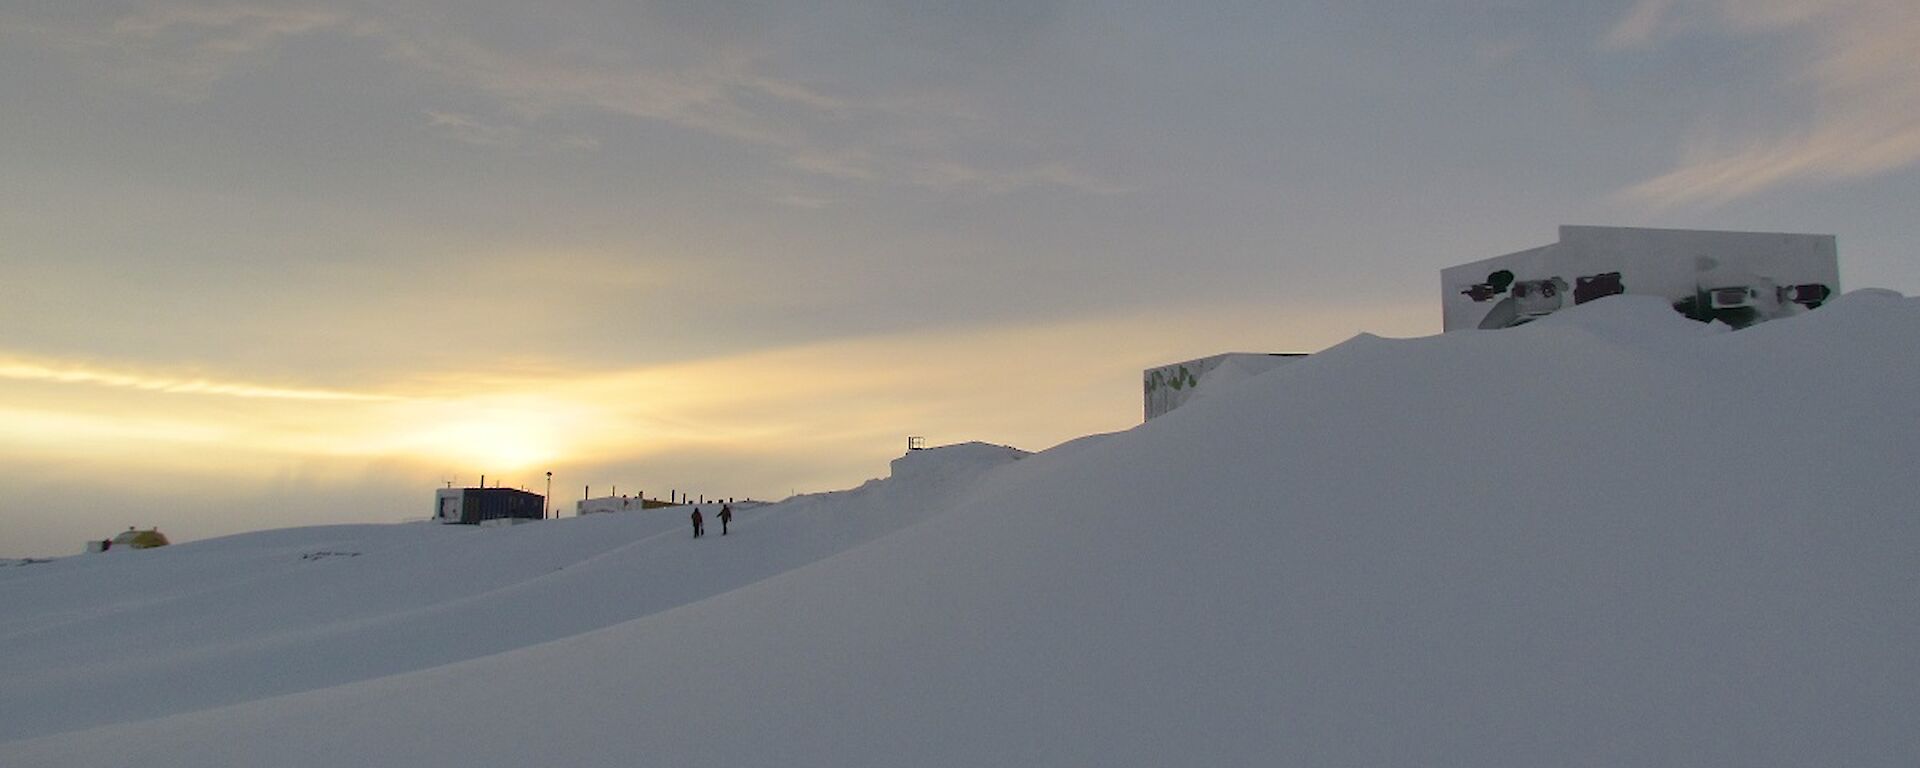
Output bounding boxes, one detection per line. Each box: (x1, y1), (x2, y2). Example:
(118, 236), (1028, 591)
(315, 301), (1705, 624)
(0, 406), (233, 448)
(1473, 36), (1534, 68)
(365, 22), (808, 148)
(1613, 0), (1920, 205)
(423, 110), (523, 148)
(98, 4), (345, 98)
(1600, 0), (1679, 49)
(109, 3), (340, 41)
(783, 149), (881, 181)
(0, 353), (587, 471)
(421, 110), (598, 152)
(782, 151), (1128, 196)
(374, 23), (1122, 195)
(14, 3), (1121, 198)
(0, 291), (1401, 483)
(0, 357), (401, 402)
(907, 161), (1134, 197)
(1624, 120), (1920, 207)
(768, 192), (836, 209)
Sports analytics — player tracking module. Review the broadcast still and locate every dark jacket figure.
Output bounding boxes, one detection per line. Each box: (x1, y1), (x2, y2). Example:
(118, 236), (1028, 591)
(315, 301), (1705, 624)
(691, 508), (704, 538)
(718, 504), (733, 535)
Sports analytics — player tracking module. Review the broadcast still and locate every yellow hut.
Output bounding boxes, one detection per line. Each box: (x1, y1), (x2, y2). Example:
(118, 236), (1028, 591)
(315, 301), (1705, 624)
(109, 527), (170, 550)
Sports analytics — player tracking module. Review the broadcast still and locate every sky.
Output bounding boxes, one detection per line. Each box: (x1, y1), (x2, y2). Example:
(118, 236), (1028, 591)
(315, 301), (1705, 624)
(3, 0), (1917, 557)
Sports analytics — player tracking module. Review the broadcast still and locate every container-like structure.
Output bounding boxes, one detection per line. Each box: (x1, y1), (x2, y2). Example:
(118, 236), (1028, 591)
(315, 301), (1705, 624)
(433, 487), (546, 525)
(108, 528), (170, 549)
(576, 495), (675, 515)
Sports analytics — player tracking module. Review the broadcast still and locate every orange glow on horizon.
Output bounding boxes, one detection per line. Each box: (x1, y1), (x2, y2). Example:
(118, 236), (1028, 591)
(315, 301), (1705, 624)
(0, 297), (1431, 481)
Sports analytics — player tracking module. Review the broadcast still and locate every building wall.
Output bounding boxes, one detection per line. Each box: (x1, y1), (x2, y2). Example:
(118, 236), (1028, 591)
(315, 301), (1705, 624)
(434, 488), (544, 524)
(1442, 225), (1839, 331)
(1143, 353), (1306, 421)
(433, 488), (464, 524)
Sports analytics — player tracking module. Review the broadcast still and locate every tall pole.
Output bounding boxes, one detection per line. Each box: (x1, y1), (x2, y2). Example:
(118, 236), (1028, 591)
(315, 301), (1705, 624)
(545, 471), (553, 519)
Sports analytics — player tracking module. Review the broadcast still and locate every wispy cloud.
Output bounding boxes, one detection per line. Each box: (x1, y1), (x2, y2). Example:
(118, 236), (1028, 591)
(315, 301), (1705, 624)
(1473, 36), (1534, 68)
(16, 3), (1121, 198)
(109, 3), (339, 40)
(1612, 0), (1920, 205)
(768, 192), (837, 210)
(370, 22), (1122, 195)
(364, 22), (808, 148)
(91, 3), (345, 98)
(1600, 0), (1680, 50)
(421, 110), (598, 152)
(906, 160), (1135, 196)
(422, 110), (523, 148)
(0, 358), (401, 402)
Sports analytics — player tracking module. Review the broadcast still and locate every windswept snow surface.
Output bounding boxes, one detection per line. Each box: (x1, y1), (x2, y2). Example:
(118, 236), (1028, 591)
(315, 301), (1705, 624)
(4, 292), (1917, 767)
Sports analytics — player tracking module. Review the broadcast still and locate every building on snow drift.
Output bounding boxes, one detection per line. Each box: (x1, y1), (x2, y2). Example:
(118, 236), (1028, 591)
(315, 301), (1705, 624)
(1146, 225), (1840, 423)
(1443, 225), (1839, 331)
(1143, 353), (1308, 421)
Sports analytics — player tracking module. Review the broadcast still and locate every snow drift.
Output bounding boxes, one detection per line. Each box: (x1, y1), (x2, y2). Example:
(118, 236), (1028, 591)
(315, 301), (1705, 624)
(2, 291), (1916, 767)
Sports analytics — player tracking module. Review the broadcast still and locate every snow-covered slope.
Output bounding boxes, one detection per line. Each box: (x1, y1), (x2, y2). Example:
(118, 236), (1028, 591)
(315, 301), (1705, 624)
(0, 443), (1026, 744)
(3, 292), (1916, 767)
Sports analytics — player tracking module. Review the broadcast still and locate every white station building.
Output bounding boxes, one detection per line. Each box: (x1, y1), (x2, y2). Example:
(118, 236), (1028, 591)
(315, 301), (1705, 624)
(1442, 225), (1839, 331)
(1144, 224), (1842, 422)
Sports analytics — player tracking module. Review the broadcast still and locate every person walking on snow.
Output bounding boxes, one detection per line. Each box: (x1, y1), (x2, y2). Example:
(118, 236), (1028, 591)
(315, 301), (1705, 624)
(719, 503), (733, 535)
(690, 506), (704, 538)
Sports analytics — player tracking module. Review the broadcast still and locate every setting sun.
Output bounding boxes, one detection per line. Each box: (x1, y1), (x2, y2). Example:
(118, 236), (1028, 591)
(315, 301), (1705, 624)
(366, 394), (601, 473)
